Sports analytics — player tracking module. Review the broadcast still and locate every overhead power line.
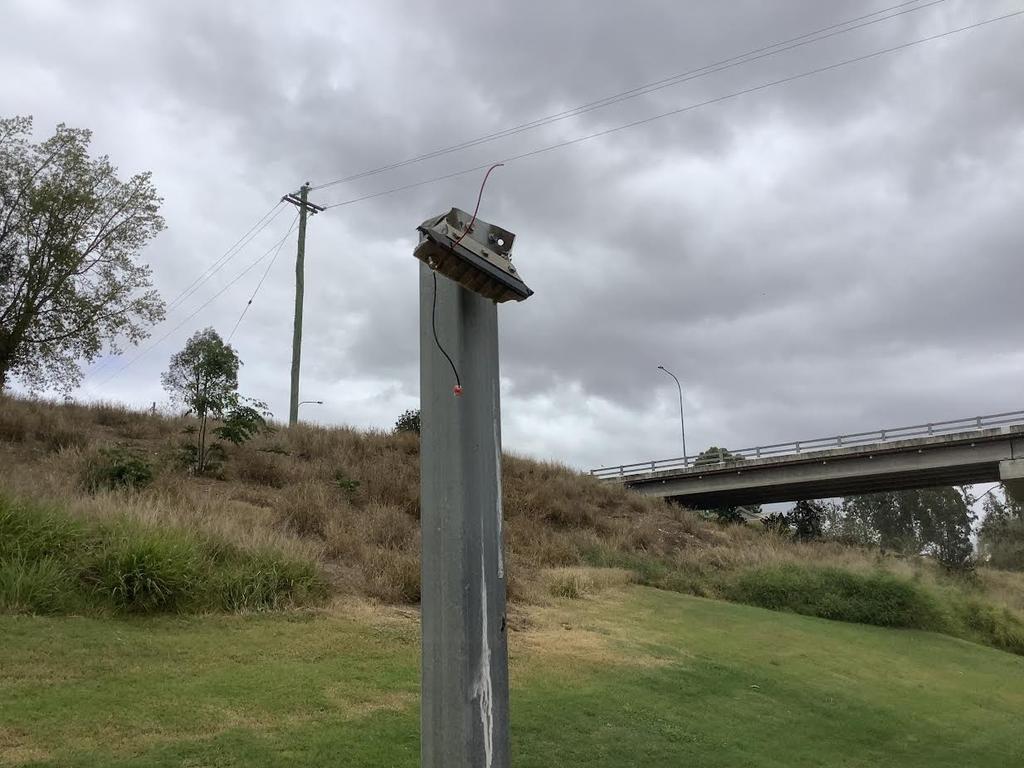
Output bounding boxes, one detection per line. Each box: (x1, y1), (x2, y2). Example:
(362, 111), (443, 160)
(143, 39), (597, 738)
(310, 0), (945, 192)
(322, 9), (1023, 211)
(228, 213), (300, 341)
(96, 218), (300, 386)
(166, 201), (286, 312)
(82, 201), (288, 386)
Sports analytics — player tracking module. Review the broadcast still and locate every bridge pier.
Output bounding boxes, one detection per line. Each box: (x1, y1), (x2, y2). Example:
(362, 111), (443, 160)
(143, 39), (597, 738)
(1000, 460), (1024, 505)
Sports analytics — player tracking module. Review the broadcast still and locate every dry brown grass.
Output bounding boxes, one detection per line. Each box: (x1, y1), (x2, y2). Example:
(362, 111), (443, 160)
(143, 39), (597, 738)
(1, 393), (1021, 617)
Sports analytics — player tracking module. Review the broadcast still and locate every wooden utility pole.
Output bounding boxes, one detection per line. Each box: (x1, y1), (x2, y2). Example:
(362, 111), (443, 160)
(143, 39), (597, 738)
(282, 183), (324, 426)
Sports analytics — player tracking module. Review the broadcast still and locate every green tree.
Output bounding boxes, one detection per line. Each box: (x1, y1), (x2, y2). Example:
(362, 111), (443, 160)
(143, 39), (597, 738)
(979, 487), (1024, 570)
(161, 328), (240, 473)
(0, 116), (165, 391)
(394, 408), (420, 434)
(789, 500), (825, 542)
(839, 487), (975, 569)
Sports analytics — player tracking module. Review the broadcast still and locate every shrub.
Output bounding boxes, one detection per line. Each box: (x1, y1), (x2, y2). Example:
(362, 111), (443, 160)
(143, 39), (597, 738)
(81, 446), (154, 492)
(0, 556), (73, 614)
(956, 600), (1024, 656)
(334, 471), (361, 498)
(727, 564), (942, 630)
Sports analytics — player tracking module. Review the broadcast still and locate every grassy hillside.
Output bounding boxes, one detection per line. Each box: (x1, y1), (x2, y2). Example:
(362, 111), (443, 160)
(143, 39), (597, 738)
(1, 394), (1023, 654)
(2, 586), (1023, 767)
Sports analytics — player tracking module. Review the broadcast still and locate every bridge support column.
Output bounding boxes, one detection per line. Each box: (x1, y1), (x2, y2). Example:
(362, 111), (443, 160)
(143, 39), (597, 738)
(1000, 460), (1024, 506)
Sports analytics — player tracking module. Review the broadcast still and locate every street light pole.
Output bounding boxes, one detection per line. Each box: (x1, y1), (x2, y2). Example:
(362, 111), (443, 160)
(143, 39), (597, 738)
(657, 365), (687, 466)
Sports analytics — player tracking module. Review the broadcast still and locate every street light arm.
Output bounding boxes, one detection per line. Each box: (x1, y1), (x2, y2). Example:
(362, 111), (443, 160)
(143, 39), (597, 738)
(657, 365), (687, 466)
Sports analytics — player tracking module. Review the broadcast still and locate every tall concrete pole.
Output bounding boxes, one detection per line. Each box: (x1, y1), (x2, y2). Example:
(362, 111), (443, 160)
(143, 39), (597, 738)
(658, 365), (687, 466)
(419, 262), (510, 768)
(288, 183), (310, 427)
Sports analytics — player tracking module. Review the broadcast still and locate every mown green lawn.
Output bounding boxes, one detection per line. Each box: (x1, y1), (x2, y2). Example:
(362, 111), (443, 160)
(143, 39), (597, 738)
(2, 587), (1023, 767)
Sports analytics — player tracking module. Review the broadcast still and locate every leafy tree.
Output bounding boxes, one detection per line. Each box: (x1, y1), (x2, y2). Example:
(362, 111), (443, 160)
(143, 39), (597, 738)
(161, 328), (240, 473)
(394, 408), (420, 434)
(214, 398), (272, 446)
(918, 487), (975, 571)
(0, 116), (165, 391)
(789, 500), (824, 542)
(979, 486), (1024, 570)
(838, 487), (975, 569)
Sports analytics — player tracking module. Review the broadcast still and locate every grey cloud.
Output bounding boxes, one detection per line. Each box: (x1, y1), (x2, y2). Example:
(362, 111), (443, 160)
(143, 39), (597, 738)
(2, 0), (1022, 470)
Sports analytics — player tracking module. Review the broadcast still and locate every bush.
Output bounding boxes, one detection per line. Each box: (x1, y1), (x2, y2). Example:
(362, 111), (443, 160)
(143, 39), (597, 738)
(394, 409), (420, 434)
(956, 600), (1024, 656)
(81, 446), (153, 492)
(727, 564), (942, 630)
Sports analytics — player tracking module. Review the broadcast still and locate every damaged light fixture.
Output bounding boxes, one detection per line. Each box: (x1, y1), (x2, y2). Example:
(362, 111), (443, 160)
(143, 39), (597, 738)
(414, 208), (533, 303)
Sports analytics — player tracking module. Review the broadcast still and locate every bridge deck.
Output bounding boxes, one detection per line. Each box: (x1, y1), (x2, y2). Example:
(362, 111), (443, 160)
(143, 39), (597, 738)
(610, 426), (1024, 508)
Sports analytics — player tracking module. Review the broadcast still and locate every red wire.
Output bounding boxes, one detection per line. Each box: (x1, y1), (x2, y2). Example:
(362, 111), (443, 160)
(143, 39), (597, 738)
(451, 163), (504, 250)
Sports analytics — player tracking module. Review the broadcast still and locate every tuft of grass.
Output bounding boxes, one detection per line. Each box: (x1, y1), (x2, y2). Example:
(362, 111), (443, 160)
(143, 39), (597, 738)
(214, 551), (328, 611)
(545, 567), (634, 599)
(364, 549), (421, 604)
(0, 555), (73, 614)
(236, 450), (290, 488)
(0, 496), (85, 561)
(84, 524), (201, 613)
(0, 494), (326, 616)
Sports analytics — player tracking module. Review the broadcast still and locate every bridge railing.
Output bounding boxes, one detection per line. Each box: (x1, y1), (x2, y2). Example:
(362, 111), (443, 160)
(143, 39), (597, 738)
(590, 410), (1024, 480)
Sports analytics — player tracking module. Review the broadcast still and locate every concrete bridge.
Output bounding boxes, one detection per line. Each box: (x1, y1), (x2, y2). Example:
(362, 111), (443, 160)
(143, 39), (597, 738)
(591, 411), (1024, 508)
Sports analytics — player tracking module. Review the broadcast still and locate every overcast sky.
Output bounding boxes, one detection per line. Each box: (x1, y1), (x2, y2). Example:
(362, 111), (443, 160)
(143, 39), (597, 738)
(2, 0), (1022, 470)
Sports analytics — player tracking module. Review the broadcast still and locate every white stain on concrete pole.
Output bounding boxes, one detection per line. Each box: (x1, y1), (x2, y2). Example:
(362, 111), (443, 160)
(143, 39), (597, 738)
(474, 550), (494, 768)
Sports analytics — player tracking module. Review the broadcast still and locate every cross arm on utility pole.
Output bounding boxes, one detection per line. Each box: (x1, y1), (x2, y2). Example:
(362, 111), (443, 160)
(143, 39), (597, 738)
(281, 191), (325, 214)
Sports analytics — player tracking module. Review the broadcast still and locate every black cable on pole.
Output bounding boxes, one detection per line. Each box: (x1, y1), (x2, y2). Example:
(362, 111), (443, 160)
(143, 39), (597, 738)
(309, 0), (944, 193)
(431, 270), (461, 393)
(321, 10), (1023, 212)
